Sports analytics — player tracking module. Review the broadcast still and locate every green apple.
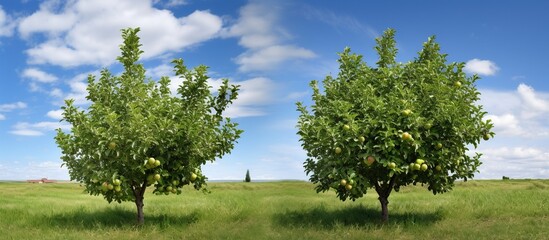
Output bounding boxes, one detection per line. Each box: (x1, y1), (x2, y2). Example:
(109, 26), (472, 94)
(425, 123), (433, 129)
(114, 186), (121, 192)
(172, 180), (179, 186)
(401, 132), (412, 141)
(402, 109), (412, 116)
(413, 163), (421, 171)
(409, 163), (415, 170)
(154, 160), (161, 167)
(340, 179), (347, 186)
(435, 165), (442, 171)
(171, 189), (177, 194)
(107, 184), (114, 190)
(101, 182), (109, 191)
(416, 159), (425, 165)
(345, 184), (353, 190)
(108, 142), (117, 150)
(343, 124), (350, 131)
(358, 136), (366, 143)
(113, 179), (121, 186)
(435, 143), (443, 149)
(348, 179), (355, 185)
(483, 134), (490, 141)
(454, 81), (462, 87)
(190, 173), (198, 181)
(388, 162), (396, 169)
(166, 186), (173, 191)
(154, 174), (161, 181)
(335, 147), (342, 154)
(147, 157), (155, 165)
(421, 164), (428, 171)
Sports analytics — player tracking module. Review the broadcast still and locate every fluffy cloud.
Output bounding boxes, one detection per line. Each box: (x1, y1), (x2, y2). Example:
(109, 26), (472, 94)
(464, 59), (499, 76)
(222, 1), (315, 72)
(46, 109), (64, 120)
(10, 121), (71, 136)
(22, 68), (58, 83)
(0, 161), (69, 180)
(478, 146), (549, 179)
(18, 0), (223, 67)
(0, 102), (27, 112)
(481, 84), (549, 137)
(0, 6), (15, 37)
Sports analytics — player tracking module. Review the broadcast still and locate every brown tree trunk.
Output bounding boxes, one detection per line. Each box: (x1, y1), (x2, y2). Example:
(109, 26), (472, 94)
(132, 183), (146, 225)
(373, 175), (396, 223)
(378, 195), (389, 222)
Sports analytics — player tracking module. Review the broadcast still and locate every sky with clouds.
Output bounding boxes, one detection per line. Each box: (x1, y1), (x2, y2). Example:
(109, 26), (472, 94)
(1, 0), (548, 181)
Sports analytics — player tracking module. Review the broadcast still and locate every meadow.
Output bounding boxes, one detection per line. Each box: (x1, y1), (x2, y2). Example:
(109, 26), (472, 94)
(0, 180), (548, 239)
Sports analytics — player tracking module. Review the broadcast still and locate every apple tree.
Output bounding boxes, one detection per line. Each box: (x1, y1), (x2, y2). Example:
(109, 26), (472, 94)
(55, 28), (242, 225)
(296, 29), (494, 222)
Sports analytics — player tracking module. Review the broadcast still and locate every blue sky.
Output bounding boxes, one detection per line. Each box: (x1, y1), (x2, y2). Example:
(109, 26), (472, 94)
(1, 0), (548, 180)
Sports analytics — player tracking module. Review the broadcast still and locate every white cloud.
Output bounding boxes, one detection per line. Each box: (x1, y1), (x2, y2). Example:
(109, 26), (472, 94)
(464, 59), (499, 76)
(223, 77), (276, 118)
(222, 1), (316, 72)
(236, 45), (315, 72)
(302, 5), (378, 39)
(18, 0), (223, 67)
(0, 114), (5, 120)
(0, 161), (69, 180)
(22, 68), (58, 83)
(480, 84), (549, 138)
(10, 121), (71, 136)
(478, 146), (549, 179)
(0, 5), (15, 37)
(0, 102), (27, 112)
(47, 109), (64, 120)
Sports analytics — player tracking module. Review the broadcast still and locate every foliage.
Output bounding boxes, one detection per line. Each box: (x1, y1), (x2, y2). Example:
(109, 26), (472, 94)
(296, 29), (494, 220)
(54, 28), (242, 224)
(245, 169), (251, 182)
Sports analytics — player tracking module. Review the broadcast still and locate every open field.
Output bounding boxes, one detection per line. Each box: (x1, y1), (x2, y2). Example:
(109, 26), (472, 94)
(1, 180), (548, 239)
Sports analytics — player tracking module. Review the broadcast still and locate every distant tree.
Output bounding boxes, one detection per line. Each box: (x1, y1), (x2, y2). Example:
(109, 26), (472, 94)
(296, 29), (494, 222)
(245, 169), (251, 182)
(502, 176), (510, 180)
(55, 28), (243, 225)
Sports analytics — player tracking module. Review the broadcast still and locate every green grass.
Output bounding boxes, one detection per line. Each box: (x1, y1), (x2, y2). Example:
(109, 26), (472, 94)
(1, 180), (548, 239)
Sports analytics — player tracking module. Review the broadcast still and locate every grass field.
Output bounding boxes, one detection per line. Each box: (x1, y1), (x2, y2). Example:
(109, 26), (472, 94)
(1, 180), (548, 239)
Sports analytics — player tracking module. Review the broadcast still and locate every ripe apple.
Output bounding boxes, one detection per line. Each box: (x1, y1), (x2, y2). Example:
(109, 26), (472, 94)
(454, 81), (462, 87)
(435, 165), (442, 171)
(358, 136), (366, 143)
(413, 163), (421, 171)
(154, 160), (161, 167)
(345, 184), (353, 190)
(101, 182), (109, 191)
(114, 186), (121, 192)
(366, 156), (376, 165)
(340, 179), (347, 186)
(343, 124), (350, 131)
(388, 162), (396, 169)
(147, 158), (155, 165)
(190, 173), (198, 181)
(483, 134), (490, 141)
(436, 143), (443, 149)
(421, 164), (428, 171)
(154, 174), (161, 181)
(401, 132), (412, 141)
(335, 147), (342, 154)
(108, 142), (117, 150)
(113, 179), (121, 186)
(402, 109), (412, 116)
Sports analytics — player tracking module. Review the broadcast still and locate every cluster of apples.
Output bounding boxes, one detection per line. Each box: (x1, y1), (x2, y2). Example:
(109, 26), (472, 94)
(101, 178), (122, 192)
(144, 157), (161, 169)
(410, 159), (428, 171)
(340, 178), (355, 191)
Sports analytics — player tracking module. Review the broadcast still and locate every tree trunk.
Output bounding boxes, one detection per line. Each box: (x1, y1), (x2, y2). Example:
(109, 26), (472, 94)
(373, 175), (396, 223)
(132, 183), (146, 225)
(378, 195), (389, 222)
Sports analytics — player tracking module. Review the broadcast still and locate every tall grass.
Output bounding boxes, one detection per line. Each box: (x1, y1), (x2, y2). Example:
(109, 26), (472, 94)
(0, 180), (548, 239)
